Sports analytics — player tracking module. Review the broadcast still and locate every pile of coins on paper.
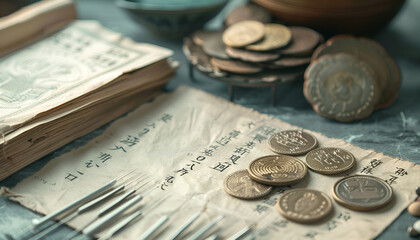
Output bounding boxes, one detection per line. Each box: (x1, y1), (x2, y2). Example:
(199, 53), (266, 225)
(183, 3), (323, 84)
(304, 35), (401, 122)
(223, 129), (394, 224)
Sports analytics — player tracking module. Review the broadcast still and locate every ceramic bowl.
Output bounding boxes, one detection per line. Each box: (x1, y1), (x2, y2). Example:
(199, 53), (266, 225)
(116, 0), (228, 38)
(252, 0), (406, 35)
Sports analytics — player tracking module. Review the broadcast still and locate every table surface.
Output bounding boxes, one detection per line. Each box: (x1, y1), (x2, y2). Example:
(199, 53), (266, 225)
(1, 0), (419, 239)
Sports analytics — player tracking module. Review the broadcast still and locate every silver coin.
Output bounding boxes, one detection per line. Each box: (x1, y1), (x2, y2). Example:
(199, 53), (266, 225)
(333, 175), (393, 211)
(268, 130), (318, 156)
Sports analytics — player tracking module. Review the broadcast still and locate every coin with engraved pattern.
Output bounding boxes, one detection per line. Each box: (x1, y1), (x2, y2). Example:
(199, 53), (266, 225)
(306, 147), (355, 174)
(312, 36), (401, 110)
(224, 170), (273, 199)
(268, 130), (318, 156)
(223, 20), (265, 48)
(276, 188), (333, 223)
(245, 23), (292, 51)
(248, 155), (307, 186)
(332, 175), (393, 211)
(304, 53), (380, 122)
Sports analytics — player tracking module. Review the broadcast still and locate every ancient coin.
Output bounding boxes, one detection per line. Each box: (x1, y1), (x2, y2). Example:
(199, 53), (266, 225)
(183, 37), (213, 72)
(210, 58), (262, 74)
(312, 36), (400, 109)
(304, 53), (380, 122)
(248, 155), (307, 186)
(202, 31), (230, 60)
(305, 147), (355, 174)
(225, 3), (271, 26)
(246, 23), (292, 51)
(225, 46), (280, 62)
(277, 189), (333, 223)
(332, 175), (393, 211)
(279, 26), (320, 56)
(268, 130), (318, 156)
(224, 169), (273, 200)
(268, 56), (311, 68)
(223, 20), (265, 48)
(192, 30), (220, 46)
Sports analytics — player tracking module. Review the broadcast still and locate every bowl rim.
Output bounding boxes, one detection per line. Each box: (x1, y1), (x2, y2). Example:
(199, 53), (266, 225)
(115, 0), (228, 12)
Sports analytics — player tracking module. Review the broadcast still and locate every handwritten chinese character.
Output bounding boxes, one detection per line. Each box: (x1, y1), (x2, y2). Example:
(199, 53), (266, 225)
(253, 134), (267, 143)
(360, 166), (373, 174)
(254, 204), (269, 214)
(120, 135), (139, 147)
(262, 196), (278, 206)
(304, 231), (318, 239)
(159, 113), (173, 123)
(370, 159), (383, 168)
(229, 155), (240, 164)
(65, 173), (78, 181)
(234, 147), (250, 155)
(202, 149), (214, 156)
(210, 162), (231, 172)
(257, 126), (276, 136)
(244, 141), (256, 149)
(186, 163), (196, 170)
(386, 175), (398, 184)
(175, 168), (188, 176)
(109, 145), (126, 153)
(85, 160), (99, 168)
(138, 128), (149, 137)
(98, 152), (112, 163)
(395, 167), (408, 176)
(228, 130), (241, 139)
(272, 219), (288, 228)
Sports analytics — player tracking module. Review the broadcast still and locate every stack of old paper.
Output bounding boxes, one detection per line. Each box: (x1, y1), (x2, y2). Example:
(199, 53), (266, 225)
(0, 1), (175, 180)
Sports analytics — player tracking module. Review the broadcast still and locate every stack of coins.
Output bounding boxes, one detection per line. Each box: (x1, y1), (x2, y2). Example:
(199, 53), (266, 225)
(186, 3), (323, 81)
(223, 129), (394, 224)
(304, 35), (401, 122)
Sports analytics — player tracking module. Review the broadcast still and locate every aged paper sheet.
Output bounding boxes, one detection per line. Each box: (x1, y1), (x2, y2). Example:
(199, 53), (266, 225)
(0, 20), (172, 133)
(7, 86), (420, 239)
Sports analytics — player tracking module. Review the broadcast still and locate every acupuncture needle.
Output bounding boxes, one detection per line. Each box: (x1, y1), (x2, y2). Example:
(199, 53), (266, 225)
(226, 223), (256, 240)
(81, 184), (159, 237)
(14, 170), (138, 240)
(66, 182), (157, 240)
(31, 169), (137, 229)
(204, 232), (220, 240)
(27, 174), (147, 240)
(134, 195), (185, 240)
(242, 220), (272, 240)
(99, 193), (169, 240)
(166, 210), (201, 240)
(188, 215), (224, 240)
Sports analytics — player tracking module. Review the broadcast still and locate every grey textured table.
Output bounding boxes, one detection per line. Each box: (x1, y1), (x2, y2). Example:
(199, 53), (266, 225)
(1, 0), (419, 239)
